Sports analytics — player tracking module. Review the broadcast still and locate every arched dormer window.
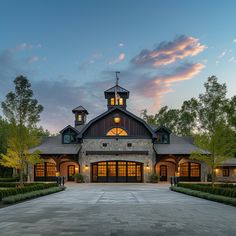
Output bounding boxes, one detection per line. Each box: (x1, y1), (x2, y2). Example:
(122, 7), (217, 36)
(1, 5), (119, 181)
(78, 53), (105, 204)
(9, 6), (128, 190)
(106, 127), (128, 136)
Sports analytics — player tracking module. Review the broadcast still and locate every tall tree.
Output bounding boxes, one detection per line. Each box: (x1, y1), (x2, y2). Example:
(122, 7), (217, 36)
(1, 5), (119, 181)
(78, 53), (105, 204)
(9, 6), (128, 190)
(0, 75), (43, 186)
(191, 76), (234, 185)
(178, 98), (198, 136)
(191, 122), (236, 185)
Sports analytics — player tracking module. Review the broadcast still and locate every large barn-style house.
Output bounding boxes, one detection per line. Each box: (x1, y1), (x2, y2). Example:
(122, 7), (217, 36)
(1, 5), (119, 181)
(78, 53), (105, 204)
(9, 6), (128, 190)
(30, 77), (236, 183)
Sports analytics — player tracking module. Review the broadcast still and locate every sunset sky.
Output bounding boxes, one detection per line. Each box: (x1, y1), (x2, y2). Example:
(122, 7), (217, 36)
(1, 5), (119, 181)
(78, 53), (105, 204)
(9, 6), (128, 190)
(0, 0), (236, 133)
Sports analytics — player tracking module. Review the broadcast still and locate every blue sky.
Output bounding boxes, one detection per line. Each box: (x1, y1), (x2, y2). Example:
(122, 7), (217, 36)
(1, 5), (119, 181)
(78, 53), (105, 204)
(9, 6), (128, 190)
(0, 0), (236, 132)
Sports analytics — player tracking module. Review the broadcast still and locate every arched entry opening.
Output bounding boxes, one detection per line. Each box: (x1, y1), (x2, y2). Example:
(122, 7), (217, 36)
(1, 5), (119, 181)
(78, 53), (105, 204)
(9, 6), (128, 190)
(156, 160), (176, 182)
(91, 161), (143, 183)
(60, 161), (80, 181)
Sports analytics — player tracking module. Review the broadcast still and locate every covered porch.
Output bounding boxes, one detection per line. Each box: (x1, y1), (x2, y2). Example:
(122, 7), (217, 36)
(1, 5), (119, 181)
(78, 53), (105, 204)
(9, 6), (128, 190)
(34, 154), (80, 182)
(155, 154), (204, 182)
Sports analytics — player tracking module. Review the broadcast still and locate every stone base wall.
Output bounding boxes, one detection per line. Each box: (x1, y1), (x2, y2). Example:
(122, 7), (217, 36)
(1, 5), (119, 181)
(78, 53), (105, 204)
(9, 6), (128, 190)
(216, 167), (236, 182)
(80, 138), (155, 182)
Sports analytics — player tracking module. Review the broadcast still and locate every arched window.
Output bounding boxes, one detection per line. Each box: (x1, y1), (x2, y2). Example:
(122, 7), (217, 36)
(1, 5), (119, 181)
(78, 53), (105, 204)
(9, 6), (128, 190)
(107, 127), (128, 136)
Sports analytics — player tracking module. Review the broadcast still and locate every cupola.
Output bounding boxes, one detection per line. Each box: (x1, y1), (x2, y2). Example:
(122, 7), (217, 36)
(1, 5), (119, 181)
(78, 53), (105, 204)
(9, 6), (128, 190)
(104, 72), (129, 110)
(72, 106), (89, 127)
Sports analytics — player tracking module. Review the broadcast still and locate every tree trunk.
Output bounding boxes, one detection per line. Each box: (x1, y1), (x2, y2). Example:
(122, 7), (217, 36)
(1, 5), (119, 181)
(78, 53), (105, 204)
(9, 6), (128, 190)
(19, 168), (24, 187)
(211, 167), (215, 187)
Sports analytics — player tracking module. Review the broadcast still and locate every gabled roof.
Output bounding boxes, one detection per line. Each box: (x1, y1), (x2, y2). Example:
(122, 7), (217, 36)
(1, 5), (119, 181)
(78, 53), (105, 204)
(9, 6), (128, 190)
(29, 135), (81, 155)
(78, 106), (157, 138)
(72, 106), (89, 114)
(104, 85), (129, 93)
(154, 134), (209, 155)
(104, 85), (130, 98)
(155, 125), (172, 134)
(59, 125), (79, 134)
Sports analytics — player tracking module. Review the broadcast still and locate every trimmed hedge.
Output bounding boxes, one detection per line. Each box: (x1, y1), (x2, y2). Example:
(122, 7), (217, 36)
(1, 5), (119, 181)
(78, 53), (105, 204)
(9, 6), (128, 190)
(0, 182), (55, 188)
(0, 183), (58, 201)
(0, 178), (19, 182)
(171, 186), (236, 207)
(0, 182), (18, 188)
(177, 183), (236, 198)
(2, 186), (65, 204)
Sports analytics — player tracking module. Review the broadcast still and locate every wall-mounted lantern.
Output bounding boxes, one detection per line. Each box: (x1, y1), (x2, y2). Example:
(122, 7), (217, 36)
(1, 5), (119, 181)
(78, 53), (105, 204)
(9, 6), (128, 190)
(75, 167), (79, 173)
(113, 114), (121, 124)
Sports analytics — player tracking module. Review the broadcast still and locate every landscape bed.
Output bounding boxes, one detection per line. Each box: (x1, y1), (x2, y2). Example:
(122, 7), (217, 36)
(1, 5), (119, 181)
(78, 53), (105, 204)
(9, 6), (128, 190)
(0, 182), (65, 204)
(170, 183), (236, 206)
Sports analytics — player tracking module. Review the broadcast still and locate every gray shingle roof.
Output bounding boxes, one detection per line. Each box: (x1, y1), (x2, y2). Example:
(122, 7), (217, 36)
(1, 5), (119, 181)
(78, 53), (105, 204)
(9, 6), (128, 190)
(104, 85), (129, 93)
(29, 135), (81, 155)
(75, 124), (87, 132)
(154, 134), (209, 155)
(72, 106), (89, 114)
(220, 158), (236, 167)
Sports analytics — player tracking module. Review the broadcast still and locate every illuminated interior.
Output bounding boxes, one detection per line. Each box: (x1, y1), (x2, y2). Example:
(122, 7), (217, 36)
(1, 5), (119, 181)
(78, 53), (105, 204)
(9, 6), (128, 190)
(118, 98), (123, 105)
(106, 127), (128, 136)
(110, 98), (115, 105)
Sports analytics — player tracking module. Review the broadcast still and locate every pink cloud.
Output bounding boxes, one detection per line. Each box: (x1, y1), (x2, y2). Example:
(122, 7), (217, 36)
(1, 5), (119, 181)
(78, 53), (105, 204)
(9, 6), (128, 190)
(134, 63), (205, 111)
(131, 35), (207, 67)
(109, 53), (126, 64)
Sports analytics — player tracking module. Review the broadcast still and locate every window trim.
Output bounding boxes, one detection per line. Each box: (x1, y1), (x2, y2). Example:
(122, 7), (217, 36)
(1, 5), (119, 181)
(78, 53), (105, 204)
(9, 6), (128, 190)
(106, 127), (128, 136)
(222, 167), (229, 177)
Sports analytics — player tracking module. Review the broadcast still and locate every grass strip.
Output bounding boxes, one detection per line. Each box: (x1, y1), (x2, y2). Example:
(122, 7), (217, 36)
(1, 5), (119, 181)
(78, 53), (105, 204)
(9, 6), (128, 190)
(2, 186), (65, 204)
(170, 186), (236, 207)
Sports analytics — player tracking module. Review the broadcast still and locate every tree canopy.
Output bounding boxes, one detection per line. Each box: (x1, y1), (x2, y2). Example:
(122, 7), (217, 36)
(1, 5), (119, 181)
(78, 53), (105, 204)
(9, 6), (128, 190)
(0, 75), (45, 185)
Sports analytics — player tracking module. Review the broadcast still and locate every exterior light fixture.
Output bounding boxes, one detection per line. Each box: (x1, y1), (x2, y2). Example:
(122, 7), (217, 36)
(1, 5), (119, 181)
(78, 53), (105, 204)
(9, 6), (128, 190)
(56, 172), (60, 177)
(75, 167), (79, 173)
(85, 164), (89, 170)
(114, 116), (121, 124)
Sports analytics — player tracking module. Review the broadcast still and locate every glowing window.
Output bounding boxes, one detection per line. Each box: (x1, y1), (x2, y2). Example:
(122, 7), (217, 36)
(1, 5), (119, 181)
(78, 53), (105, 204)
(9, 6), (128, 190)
(35, 163), (45, 177)
(77, 114), (82, 121)
(111, 98), (115, 105)
(118, 98), (123, 105)
(106, 127), (128, 136)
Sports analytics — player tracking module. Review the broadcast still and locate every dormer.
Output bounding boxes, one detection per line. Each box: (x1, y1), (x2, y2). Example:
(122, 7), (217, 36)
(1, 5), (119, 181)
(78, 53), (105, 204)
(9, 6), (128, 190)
(72, 106), (89, 127)
(155, 126), (171, 144)
(104, 85), (129, 110)
(60, 125), (78, 144)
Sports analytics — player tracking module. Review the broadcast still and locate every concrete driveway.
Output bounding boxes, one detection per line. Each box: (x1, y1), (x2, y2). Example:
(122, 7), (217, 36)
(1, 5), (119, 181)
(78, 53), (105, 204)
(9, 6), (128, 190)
(0, 183), (235, 236)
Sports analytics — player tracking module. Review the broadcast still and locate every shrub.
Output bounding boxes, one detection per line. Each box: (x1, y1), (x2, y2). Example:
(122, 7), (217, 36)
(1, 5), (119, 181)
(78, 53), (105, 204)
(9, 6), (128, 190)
(0, 177), (19, 182)
(170, 186), (236, 206)
(74, 173), (84, 183)
(177, 183), (236, 198)
(0, 183), (58, 201)
(0, 182), (18, 188)
(149, 173), (159, 183)
(2, 186), (65, 204)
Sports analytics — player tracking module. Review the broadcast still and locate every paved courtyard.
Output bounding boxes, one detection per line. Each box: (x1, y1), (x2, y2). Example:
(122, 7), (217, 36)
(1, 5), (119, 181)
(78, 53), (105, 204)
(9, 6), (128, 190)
(0, 183), (235, 236)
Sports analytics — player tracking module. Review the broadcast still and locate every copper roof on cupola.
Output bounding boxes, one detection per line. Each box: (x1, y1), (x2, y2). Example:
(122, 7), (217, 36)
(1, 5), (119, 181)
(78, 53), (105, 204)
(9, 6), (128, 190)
(72, 105), (89, 114)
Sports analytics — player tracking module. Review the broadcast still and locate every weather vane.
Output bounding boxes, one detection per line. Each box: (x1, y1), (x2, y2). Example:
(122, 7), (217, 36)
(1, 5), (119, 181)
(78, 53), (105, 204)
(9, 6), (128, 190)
(115, 71), (120, 86)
